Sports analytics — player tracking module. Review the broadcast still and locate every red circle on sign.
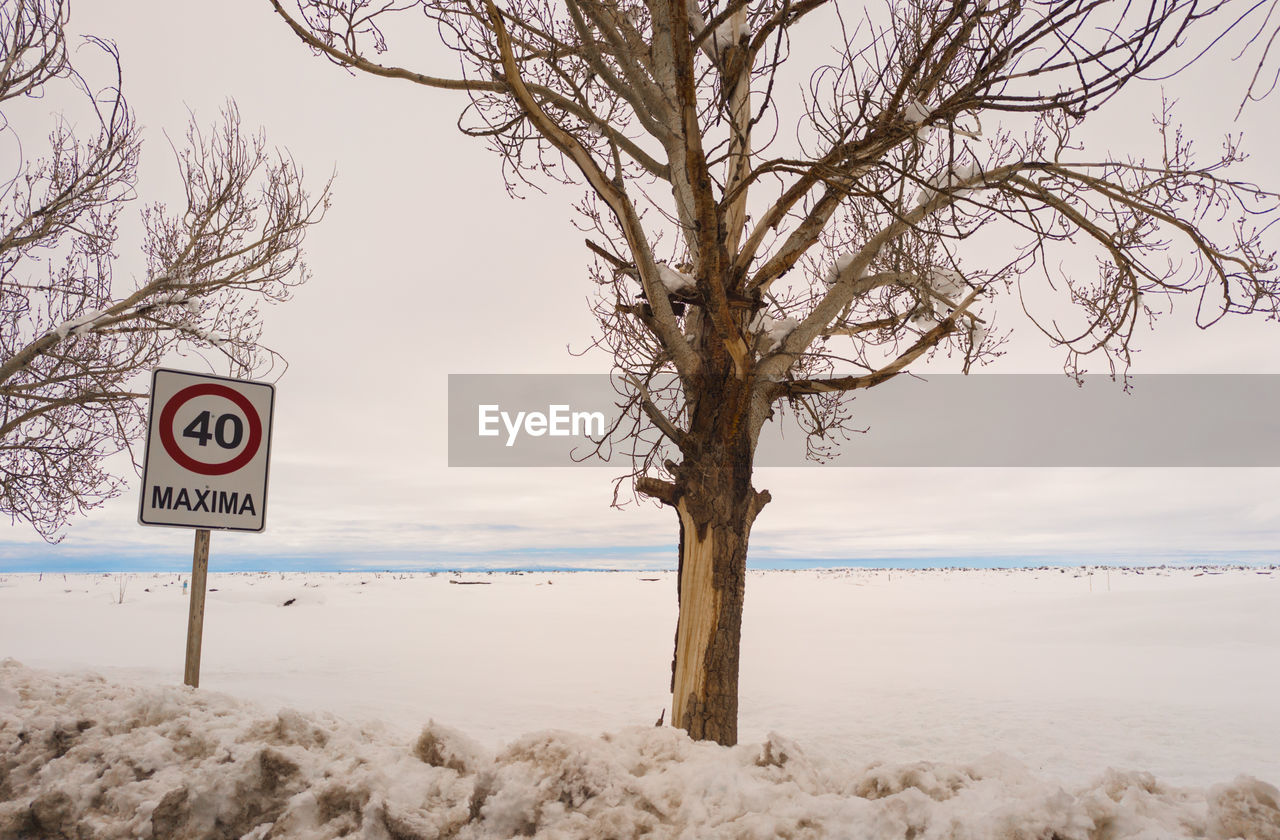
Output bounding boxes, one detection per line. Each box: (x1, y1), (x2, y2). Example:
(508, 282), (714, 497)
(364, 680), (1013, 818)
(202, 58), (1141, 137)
(159, 383), (262, 476)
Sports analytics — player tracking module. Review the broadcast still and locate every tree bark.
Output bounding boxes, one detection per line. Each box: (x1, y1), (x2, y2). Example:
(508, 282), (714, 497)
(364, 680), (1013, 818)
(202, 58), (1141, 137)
(668, 373), (767, 746)
(671, 495), (749, 744)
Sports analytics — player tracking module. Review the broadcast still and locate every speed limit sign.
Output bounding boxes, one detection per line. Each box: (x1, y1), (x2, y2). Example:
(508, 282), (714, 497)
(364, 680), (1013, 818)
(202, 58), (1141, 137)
(139, 368), (275, 531)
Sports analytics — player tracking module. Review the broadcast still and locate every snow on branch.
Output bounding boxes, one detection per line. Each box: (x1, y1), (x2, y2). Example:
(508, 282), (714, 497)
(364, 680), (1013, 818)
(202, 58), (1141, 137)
(749, 311), (800, 353)
(657, 263), (697, 294)
(928, 268), (967, 300)
(822, 253), (857, 289)
(686, 0), (749, 58)
(904, 98), (933, 140)
(914, 161), (985, 208)
(50, 309), (106, 340)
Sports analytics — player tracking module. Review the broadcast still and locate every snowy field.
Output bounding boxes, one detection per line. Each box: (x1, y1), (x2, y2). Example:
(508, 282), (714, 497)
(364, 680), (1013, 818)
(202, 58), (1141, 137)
(2, 567), (1279, 838)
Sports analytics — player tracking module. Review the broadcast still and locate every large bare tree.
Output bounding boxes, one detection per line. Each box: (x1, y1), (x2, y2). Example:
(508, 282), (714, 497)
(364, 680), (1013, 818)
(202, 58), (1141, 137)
(1, 0), (329, 541)
(272, 0), (1278, 745)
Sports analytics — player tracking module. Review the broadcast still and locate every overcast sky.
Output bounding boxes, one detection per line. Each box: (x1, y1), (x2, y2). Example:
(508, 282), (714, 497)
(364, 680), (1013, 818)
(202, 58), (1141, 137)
(2, 0), (1279, 572)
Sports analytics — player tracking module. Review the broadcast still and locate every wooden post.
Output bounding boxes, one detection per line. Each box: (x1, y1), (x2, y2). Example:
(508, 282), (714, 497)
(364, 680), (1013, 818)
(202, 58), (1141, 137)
(184, 529), (211, 688)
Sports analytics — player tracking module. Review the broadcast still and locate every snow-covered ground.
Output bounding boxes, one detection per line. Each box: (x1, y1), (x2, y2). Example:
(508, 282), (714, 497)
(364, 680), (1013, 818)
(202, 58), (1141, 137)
(2, 567), (1278, 838)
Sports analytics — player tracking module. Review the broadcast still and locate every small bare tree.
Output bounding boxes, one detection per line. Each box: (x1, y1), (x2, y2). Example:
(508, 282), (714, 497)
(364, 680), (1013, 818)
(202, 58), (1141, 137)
(273, 0), (1279, 745)
(1, 0), (329, 541)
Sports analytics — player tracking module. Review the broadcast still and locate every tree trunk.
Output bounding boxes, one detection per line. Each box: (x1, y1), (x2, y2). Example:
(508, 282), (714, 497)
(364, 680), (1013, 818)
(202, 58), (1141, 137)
(670, 496), (749, 744)
(669, 391), (768, 746)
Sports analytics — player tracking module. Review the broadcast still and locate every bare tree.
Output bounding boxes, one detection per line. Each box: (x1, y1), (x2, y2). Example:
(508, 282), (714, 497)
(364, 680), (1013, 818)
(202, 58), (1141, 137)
(1, 0), (329, 541)
(272, 0), (1279, 745)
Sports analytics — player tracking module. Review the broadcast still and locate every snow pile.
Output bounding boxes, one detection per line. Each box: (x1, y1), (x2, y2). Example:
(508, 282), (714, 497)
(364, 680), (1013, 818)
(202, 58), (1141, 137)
(3, 662), (1279, 840)
(749, 312), (799, 351)
(655, 263), (696, 295)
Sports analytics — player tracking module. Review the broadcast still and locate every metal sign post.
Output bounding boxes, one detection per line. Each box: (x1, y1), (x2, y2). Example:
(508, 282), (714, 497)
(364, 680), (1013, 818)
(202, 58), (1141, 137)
(139, 369), (275, 688)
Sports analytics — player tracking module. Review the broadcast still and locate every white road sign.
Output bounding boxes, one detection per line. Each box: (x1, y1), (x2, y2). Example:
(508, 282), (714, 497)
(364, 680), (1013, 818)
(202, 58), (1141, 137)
(138, 368), (275, 531)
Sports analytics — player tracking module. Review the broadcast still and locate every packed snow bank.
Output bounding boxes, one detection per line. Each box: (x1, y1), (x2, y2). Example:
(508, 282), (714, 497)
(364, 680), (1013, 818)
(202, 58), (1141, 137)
(3, 569), (1278, 788)
(3, 662), (1278, 840)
